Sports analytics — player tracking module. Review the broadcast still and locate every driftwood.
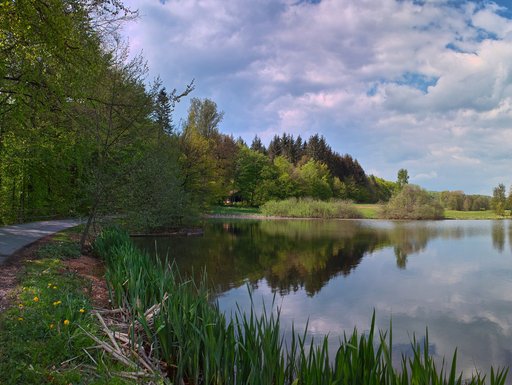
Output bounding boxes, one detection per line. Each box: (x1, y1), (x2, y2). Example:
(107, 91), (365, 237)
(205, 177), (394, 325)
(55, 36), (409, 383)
(79, 293), (170, 383)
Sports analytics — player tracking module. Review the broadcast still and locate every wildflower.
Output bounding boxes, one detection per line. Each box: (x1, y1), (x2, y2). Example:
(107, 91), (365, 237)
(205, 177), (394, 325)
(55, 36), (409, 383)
(63, 319), (70, 326)
(18, 317), (23, 321)
(52, 300), (62, 306)
(52, 285), (57, 290)
(18, 303), (24, 309)
(33, 296), (39, 302)
(47, 283), (52, 288)
(49, 323), (54, 329)
(79, 308), (85, 314)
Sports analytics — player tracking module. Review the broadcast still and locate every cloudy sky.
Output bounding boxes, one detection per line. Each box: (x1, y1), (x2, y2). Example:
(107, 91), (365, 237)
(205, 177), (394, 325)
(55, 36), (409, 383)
(122, 0), (512, 194)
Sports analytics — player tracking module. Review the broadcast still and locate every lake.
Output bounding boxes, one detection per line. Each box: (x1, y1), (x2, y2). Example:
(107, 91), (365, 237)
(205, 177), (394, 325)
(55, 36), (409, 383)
(132, 219), (512, 378)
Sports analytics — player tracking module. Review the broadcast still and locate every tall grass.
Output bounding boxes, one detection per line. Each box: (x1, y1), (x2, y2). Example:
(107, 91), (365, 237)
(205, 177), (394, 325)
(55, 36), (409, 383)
(261, 198), (363, 219)
(94, 227), (508, 385)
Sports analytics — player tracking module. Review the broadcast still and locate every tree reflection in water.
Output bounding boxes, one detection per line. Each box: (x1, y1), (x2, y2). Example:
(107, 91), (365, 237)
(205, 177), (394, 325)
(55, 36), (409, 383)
(133, 219), (498, 296)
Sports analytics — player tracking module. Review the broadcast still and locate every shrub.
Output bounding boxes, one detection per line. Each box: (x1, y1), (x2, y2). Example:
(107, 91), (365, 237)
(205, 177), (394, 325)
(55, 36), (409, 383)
(260, 198), (362, 219)
(381, 185), (444, 220)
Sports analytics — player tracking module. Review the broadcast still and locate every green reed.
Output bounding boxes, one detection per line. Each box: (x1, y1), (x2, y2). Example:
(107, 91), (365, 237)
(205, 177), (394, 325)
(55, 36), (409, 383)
(261, 198), (363, 219)
(94, 227), (508, 385)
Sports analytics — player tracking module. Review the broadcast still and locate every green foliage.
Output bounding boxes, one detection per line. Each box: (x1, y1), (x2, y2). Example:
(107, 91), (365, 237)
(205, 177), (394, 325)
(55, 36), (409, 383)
(397, 168), (409, 190)
(437, 191), (491, 211)
(234, 146), (270, 205)
(296, 159), (333, 200)
(492, 184), (507, 216)
(94, 228), (508, 385)
(381, 185), (445, 220)
(260, 198), (363, 218)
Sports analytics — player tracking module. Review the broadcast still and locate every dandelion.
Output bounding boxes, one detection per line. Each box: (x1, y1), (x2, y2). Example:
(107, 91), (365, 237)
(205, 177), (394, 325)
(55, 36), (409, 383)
(52, 300), (62, 306)
(33, 296), (39, 302)
(63, 319), (70, 326)
(79, 308), (85, 313)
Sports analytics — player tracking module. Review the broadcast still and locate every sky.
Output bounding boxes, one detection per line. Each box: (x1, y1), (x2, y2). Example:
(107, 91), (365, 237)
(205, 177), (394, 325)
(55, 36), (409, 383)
(122, 0), (512, 194)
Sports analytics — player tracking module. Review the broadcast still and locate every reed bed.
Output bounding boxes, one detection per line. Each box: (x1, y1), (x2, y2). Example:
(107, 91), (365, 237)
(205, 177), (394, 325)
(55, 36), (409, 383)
(261, 198), (363, 219)
(93, 227), (508, 385)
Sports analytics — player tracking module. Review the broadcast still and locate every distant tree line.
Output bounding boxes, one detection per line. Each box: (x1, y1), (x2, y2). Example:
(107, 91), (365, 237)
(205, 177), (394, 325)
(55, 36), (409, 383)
(245, 133), (396, 204)
(434, 191), (491, 211)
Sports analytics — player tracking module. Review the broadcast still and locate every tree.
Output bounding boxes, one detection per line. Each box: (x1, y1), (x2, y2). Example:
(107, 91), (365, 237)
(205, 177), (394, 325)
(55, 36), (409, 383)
(492, 183), (507, 216)
(396, 169), (409, 190)
(0, 0), (136, 224)
(185, 98), (223, 139)
(234, 147), (269, 205)
(381, 185), (444, 219)
(76, 48), (156, 249)
(296, 159), (333, 200)
(250, 135), (266, 154)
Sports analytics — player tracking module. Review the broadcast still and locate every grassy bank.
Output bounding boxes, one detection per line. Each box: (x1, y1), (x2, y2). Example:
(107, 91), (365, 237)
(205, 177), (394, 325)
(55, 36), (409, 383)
(93, 227), (508, 384)
(0, 230), (134, 385)
(211, 203), (505, 220)
(260, 198), (362, 219)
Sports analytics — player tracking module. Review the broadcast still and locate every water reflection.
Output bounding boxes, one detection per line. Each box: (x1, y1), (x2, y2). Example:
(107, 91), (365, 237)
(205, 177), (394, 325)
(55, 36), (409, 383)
(133, 219), (512, 380)
(133, 220), (499, 296)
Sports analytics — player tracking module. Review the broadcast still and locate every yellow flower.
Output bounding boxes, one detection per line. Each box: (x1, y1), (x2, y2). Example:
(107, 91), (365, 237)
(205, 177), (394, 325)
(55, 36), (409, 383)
(52, 300), (62, 306)
(18, 317), (23, 321)
(47, 283), (52, 288)
(52, 285), (57, 290)
(18, 303), (24, 309)
(63, 319), (70, 326)
(33, 296), (39, 302)
(79, 308), (85, 314)
(49, 323), (54, 329)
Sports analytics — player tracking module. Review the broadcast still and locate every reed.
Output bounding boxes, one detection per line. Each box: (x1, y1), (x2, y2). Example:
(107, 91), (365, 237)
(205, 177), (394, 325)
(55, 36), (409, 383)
(261, 198), (363, 219)
(94, 227), (508, 385)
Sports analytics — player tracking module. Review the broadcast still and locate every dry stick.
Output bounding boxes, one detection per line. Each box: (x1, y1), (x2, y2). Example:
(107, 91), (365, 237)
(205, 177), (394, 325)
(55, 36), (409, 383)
(79, 326), (138, 369)
(94, 311), (123, 354)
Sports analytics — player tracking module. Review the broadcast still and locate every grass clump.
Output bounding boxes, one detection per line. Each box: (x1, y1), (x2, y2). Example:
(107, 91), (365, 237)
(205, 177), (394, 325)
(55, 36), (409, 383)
(381, 185), (445, 220)
(94, 227), (507, 385)
(261, 198), (363, 219)
(36, 241), (81, 260)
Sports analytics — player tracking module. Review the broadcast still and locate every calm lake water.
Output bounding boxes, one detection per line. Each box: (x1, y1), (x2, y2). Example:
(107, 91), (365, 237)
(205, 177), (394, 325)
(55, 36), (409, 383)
(133, 219), (512, 377)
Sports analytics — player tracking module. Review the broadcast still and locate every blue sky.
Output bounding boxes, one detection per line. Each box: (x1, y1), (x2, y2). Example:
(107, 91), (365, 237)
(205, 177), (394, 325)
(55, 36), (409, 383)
(122, 0), (512, 194)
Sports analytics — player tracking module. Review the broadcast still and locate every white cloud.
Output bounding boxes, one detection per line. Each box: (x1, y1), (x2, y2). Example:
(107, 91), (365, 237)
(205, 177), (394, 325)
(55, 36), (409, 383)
(122, 0), (512, 193)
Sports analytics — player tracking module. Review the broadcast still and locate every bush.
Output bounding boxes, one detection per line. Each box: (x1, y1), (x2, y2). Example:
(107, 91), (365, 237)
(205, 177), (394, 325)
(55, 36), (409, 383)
(260, 198), (362, 219)
(381, 185), (444, 220)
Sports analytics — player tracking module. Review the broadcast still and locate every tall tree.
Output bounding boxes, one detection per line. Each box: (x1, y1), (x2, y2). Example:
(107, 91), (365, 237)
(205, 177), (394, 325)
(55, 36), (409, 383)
(396, 169), (409, 190)
(492, 183), (507, 216)
(250, 135), (267, 154)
